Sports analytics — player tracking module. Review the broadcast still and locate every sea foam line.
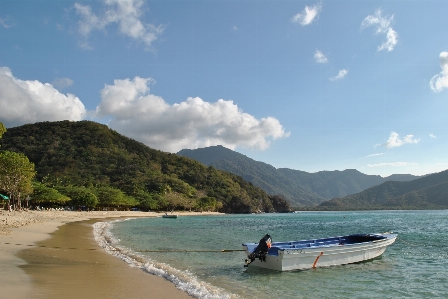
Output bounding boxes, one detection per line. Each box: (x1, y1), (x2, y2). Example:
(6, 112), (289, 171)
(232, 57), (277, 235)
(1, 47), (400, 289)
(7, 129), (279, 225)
(93, 220), (236, 299)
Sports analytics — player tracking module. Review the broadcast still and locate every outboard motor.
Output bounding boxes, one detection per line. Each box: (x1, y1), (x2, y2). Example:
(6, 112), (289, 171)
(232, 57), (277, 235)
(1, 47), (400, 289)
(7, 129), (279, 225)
(244, 234), (272, 267)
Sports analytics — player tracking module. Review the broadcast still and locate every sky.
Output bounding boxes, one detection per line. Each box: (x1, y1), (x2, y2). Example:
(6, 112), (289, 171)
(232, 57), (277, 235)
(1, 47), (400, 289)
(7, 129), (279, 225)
(1, 0), (448, 177)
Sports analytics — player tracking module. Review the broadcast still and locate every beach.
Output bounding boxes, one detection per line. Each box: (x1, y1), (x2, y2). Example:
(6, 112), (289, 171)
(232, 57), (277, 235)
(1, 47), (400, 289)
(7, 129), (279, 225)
(0, 209), (220, 299)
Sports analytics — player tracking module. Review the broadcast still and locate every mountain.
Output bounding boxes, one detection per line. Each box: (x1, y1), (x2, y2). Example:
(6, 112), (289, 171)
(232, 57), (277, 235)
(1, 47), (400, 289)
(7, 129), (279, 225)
(319, 169), (448, 210)
(0, 121), (287, 213)
(177, 145), (420, 207)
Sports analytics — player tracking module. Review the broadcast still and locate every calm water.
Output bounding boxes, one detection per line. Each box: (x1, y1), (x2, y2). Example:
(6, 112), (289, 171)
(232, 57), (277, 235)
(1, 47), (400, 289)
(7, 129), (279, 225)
(93, 211), (448, 298)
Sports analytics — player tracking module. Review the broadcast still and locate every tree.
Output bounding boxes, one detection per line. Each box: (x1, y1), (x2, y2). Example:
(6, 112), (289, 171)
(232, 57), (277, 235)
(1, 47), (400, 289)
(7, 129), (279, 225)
(196, 196), (219, 211)
(32, 182), (70, 206)
(56, 185), (98, 209)
(134, 190), (158, 211)
(164, 192), (188, 211)
(268, 194), (291, 213)
(0, 122), (6, 140)
(95, 186), (137, 210)
(0, 151), (36, 208)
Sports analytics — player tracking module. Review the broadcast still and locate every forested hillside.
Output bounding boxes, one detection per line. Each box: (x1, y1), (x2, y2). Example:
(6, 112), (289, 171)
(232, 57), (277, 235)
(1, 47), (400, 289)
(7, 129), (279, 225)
(177, 145), (419, 206)
(318, 169), (448, 210)
(0, 121), (290, 213)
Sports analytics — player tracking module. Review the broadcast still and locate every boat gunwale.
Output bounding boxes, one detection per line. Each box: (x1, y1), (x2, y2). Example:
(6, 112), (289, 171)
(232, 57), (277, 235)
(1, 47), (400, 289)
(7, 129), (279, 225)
(243, 233), (397, 254)
(280, 238), (396, 256)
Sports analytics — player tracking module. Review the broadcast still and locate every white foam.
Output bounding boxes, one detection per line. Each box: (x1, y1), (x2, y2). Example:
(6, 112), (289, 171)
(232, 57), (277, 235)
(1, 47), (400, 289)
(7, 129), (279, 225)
(93, 220), (237, 299)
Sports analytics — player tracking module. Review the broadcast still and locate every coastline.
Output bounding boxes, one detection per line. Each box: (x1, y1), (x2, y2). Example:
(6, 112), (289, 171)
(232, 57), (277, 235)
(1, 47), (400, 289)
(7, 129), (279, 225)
(0, 210), (221, 299)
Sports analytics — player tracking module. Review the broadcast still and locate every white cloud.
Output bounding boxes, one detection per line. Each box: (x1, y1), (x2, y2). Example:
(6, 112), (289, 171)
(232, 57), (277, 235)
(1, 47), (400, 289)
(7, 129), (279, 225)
(52, 77), (74, 90)
(95, 76), (290, 153)
(0, 16), (13, 28)
(329, 69), (348, 81)
(430, 51), (448, 93)
(74, 0), (164, 49)
(367, 153), (384, 158)
(378, 27), (398, 52)
(291, 3), (322, 26)
(314, 50), (328, 63)
(367, 162), (417, 168)
(0, 67), (86, 127)
(429, 133), (436, 139)
(378, 131), (420, 148)
(361, 9), (398, 52)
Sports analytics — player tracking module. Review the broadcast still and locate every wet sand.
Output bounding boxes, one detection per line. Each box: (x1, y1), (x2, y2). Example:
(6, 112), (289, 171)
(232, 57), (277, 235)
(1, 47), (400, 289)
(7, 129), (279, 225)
(0, 211), (221, 299)
(17, 219), (193, 299)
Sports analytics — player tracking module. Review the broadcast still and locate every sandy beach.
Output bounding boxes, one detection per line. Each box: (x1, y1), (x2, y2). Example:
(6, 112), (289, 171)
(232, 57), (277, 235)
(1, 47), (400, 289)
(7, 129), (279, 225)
(0, 209), (221, 299)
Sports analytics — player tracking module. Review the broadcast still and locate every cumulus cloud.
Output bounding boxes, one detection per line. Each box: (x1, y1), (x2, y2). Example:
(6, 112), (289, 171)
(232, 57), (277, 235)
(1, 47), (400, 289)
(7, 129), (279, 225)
(376, 131), (420, 149)
(291, 3), (322, 26)
(329, 69), (348, 81)
(361, 9), (398, 52)
(74, 0), (164, 49)
(52, 77), (74, 90)
(95, 76), (290, 152)
(429, 133), (436, 139)
(430, 51), (448, 93)
(314, 50), (328, 63)
(0, 67), (86, 127)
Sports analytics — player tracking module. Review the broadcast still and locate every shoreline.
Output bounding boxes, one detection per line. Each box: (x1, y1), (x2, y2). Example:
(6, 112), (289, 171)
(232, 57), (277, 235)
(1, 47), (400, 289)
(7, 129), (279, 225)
(0, 210), (222, 299)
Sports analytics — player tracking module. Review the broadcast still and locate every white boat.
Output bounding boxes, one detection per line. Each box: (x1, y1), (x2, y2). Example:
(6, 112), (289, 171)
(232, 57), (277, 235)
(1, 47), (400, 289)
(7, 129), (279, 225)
(162, 214), (178, 219)
(242, 233), (397, 271)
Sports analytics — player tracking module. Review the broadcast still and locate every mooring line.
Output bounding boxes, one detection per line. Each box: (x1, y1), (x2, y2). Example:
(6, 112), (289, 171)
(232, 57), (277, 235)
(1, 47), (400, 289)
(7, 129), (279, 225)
(395, 236), (419, 247)
(134, 249), (245, 253)
(0, 241), (243, 252)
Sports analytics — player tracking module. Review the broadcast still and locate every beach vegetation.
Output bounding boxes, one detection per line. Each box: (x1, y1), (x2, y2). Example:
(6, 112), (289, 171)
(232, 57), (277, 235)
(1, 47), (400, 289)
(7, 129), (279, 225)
(94, 185), (138, 209)
(133, 190), (159, 211)
(0, 150), (36, 208)
(32, 181), (70, 206)
(54, 185), (98, 209)
(0, 120), (289, 213)
(195, 196), (221, 212)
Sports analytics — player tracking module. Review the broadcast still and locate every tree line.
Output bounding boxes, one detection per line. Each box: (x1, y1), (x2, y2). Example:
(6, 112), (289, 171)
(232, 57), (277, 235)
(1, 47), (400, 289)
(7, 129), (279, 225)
(0, 121), (290, 213)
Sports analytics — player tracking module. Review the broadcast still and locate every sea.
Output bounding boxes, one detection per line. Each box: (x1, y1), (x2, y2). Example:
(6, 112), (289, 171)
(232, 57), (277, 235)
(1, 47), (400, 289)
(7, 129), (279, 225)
(93, 211), (448, 299)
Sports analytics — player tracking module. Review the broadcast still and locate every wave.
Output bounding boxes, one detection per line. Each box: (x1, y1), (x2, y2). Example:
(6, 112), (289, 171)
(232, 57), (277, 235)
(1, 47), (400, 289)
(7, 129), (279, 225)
(93, 220), (236, 299)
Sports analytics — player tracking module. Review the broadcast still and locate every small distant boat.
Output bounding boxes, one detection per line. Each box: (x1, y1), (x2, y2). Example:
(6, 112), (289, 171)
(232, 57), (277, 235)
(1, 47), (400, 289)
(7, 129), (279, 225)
(162, 214), (178, 219)
(243, 233), (397, 271)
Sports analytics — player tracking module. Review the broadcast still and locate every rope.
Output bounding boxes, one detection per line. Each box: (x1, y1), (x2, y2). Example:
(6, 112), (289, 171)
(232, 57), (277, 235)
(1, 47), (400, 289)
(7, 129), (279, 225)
(0, 241), (244, 252)
(135, 249), (244, 253)
(395, 236), (419, 247)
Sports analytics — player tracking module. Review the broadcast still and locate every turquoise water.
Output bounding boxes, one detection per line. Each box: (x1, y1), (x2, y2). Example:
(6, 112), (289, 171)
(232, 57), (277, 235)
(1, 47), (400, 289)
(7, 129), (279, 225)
(95, 211), (448, 298)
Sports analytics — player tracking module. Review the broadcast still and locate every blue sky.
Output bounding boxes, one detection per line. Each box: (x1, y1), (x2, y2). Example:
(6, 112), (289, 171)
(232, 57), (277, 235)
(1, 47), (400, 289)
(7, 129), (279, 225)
(1, 0), (447, 177)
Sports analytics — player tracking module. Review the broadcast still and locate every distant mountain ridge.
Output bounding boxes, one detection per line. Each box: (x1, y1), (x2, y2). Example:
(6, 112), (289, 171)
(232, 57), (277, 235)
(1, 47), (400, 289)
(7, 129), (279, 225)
(177, 145), (420, 207)
(319, 169), (448, 210)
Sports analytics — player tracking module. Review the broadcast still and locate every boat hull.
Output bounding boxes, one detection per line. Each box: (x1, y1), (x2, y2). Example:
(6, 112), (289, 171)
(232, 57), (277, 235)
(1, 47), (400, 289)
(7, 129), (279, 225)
(243, 233), (397, 271)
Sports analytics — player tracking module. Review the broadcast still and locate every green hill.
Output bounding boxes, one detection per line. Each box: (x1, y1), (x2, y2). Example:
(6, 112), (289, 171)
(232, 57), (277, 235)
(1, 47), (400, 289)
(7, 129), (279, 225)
(0, 121), (289, 213)
(318, 169), (448, 210)
(177, 146), (419, 206)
